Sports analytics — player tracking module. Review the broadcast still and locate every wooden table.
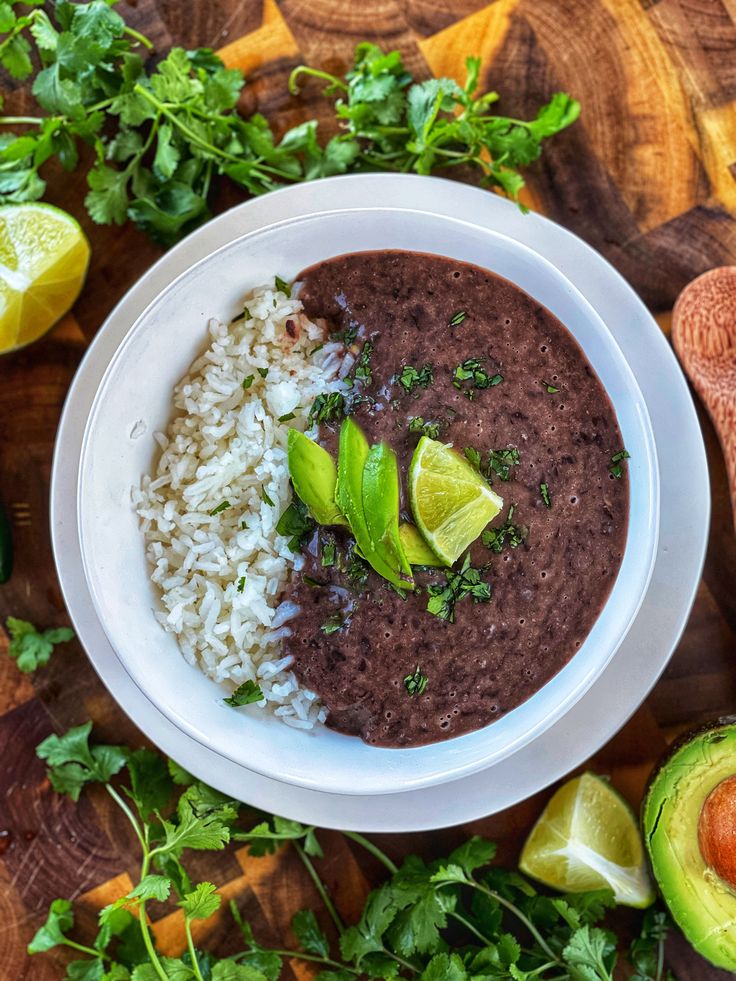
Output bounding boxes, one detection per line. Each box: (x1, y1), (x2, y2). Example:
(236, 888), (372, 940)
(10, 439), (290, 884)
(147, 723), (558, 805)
(2, 1), (735, 977)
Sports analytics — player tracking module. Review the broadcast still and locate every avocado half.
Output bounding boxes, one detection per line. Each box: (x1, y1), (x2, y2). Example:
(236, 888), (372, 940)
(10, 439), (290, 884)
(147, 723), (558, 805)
(642, 717), (736, 971)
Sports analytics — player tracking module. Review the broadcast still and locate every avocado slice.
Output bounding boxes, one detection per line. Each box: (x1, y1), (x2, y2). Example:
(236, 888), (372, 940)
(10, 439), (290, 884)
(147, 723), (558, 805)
(362, 443), (413, 586)
(398, 522), (446, 568)
(336, 418), (413, 590)
(287, 429), (346, 526)
(642, 717), (736, 971)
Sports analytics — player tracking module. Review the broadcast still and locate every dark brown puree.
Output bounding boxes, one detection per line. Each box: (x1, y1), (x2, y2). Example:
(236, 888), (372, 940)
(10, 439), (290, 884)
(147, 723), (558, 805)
(282, 251), (629, 747)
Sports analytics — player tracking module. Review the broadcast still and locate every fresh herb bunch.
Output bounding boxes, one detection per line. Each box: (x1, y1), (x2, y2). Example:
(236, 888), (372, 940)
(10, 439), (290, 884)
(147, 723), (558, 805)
(290, 43), (580, 200)
(29, 721), (675, 981)
(0, 1), (580, 245)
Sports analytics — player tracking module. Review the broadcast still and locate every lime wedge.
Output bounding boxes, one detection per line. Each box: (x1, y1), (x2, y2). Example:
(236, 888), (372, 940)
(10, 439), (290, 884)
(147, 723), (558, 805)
(409, 436), (503, 566)
(0, 203), (90, 354)
(520, 772), (655, 908)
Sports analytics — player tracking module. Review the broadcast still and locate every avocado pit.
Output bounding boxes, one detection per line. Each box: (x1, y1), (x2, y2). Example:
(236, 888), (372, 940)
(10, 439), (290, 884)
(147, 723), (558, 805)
(698, 773), (736, 890)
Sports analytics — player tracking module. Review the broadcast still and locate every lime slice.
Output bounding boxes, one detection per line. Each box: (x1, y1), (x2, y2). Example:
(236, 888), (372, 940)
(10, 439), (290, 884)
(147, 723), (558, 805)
(0, 203), (90, 354)
(409, 436), (503, 565)
(520, 772), (655, 908)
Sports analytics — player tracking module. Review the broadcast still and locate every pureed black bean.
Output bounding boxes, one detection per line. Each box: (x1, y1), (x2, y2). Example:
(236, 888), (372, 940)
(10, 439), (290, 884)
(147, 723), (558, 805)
(281, 251), (629, 747)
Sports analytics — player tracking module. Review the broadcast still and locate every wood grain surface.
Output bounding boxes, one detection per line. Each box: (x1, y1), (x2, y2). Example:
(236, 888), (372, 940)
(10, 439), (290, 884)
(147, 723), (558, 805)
(1, 0), (736, 977)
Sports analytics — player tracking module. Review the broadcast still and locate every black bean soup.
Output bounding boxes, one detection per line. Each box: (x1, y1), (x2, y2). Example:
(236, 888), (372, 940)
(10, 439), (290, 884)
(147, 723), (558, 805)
(282, 251), (629, 747)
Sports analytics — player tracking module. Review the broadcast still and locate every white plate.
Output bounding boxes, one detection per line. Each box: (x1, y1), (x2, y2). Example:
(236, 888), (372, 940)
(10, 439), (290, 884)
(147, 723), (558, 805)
(51, 175), (708, 830)
(76, 206), (659, 796)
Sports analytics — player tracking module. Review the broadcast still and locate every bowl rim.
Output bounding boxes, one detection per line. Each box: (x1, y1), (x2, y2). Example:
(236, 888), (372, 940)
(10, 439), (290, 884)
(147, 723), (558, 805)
(77, 202), (660, 795)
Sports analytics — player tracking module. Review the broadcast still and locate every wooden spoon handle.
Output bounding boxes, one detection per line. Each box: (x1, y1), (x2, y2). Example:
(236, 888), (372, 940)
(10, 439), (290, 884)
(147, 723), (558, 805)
(672, 267), (736, 531)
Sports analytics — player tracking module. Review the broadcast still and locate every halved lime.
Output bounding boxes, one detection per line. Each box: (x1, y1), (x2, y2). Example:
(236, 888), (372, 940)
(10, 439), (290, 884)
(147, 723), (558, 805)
(408, 436), (503, 565)
(520, 772), (655, 908)
(0, 203), (90, 354)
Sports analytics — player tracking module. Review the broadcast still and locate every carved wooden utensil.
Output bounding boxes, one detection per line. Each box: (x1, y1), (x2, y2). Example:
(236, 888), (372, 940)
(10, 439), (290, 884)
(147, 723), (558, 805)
(672, 266), (736, 531)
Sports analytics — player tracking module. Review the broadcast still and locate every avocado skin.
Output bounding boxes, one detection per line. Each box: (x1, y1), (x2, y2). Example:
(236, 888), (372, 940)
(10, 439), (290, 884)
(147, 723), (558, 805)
(642, 717), (736, 971)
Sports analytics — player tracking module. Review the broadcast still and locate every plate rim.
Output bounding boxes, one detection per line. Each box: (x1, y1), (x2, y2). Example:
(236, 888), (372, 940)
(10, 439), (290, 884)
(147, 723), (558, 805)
(75, 202), (660, 795)
(50, 173), (709, 831)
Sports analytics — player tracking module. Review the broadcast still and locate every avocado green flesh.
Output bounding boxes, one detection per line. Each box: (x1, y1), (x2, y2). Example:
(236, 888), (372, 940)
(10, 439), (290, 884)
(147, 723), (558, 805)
(643, 722), (736, 971)
(287, 429), (346, 526)
(337, 418), (411, 590)
(362, 443), (413, 585)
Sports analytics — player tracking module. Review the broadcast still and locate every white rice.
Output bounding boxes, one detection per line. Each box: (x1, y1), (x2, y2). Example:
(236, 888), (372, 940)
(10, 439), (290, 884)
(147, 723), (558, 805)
(133, 282), (350, 729)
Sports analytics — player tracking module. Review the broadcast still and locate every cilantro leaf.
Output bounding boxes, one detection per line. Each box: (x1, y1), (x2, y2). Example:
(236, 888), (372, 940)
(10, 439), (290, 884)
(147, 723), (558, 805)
(5, 616), (74, 672)
(125, 747), (174, 820)
(447, 836), (497, 877)
(27, 898), (74, 953)
(179, 881), (221, 920)
(292, 909), (330, 957)
(563, 925), (617, 981)
(224, 680), (264, 707)
(36, 721), (128, 800)
(276, 494), (316, 552)
(211, 962), (269, 980)
(417, 952), (467, 981)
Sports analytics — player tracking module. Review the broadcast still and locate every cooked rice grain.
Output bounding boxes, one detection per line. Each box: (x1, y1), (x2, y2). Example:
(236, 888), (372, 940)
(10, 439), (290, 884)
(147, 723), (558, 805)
(134, 283), (347, 728)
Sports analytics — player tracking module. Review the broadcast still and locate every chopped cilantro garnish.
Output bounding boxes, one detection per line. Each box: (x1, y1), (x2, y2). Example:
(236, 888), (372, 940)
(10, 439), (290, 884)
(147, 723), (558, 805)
(397, 363), (434, 394)
(540, 482), (552, 508)
(352, 341), (374, 385)
(242, 375), (254, 390)
(321, 613), (346, 635)
(307, 391), (345, 428)
(276, 496), (315, 552)
(209, 500), (230, 516)
(482, 506), (526, 553)
(321, 539), (336, 568)
(310, 343), (325, 355)
(609, 448), (630, 478)
(464, 446), (482, 470)
(404, 666), (428, 696)
(337, 323), (359, 346)
(488, 447), (520, 482)
(465, 446), (520, 483)
(426, 554), (491, 623)
(274, 275), (291, 298)
(261, 487), (275, 506)
(409, 416), (440, 439)
(257, 367), (269, 378)
(345, 552), (370, 591)
(452, 358), (503, 398)
(278, 411), (297, 422)
(541, 379), (559, 393)
(224, 680), (264, 707)
(236, 576), (246, 593)
(449, 310), (466, 327)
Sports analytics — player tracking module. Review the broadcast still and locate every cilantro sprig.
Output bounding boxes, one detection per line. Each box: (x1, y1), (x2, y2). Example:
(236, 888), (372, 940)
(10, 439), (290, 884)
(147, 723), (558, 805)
(5, 616), (74, 673)
(0, 11), (579, 244)
(290, 43), (580, 203)
(28, 720), (677, 981)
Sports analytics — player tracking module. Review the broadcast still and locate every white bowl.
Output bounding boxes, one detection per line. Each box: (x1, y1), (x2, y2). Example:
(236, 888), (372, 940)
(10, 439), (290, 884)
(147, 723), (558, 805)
(78, 204), (659, 796)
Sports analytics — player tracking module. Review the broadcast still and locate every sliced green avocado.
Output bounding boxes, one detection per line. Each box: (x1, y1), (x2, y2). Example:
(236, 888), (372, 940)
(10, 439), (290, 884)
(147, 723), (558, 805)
(399, 522), (446, 568)
(287, 429), (346, 526)
(362, 443), (413, 587)
(642, 717), (736, 971)
(336, 418), (412, 590)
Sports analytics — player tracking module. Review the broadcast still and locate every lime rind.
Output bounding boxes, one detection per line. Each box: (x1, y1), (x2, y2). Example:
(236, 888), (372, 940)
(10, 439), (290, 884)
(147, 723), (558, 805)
(409, 436), (503, 565)
(519, 772), (655, 909)
(0, 202), (90, 353)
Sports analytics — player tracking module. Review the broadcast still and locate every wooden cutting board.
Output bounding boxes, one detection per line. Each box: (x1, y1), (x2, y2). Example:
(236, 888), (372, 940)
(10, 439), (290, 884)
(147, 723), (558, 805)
(1, 0), (736, 977)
